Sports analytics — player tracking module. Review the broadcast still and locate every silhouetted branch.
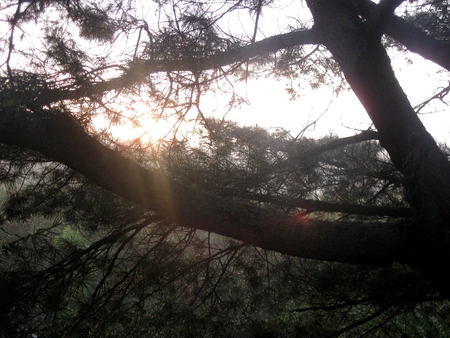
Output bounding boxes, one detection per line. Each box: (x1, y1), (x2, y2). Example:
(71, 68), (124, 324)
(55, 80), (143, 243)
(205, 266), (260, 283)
(234, 192), (412, 218)
(355, 0), (450, 71)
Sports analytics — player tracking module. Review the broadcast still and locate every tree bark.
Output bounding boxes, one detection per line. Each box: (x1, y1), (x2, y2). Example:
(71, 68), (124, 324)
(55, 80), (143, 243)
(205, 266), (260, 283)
(355, 0), (450, 72)
(306, 0), (450, 292)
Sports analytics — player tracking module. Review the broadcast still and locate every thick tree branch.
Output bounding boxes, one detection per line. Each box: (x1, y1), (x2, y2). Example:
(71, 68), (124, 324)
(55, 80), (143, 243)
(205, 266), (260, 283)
(14, 1), (450, 111)
(18, 0), (450, 112)
(306, 0), (450, 292)
(365, 0), (405, 39)
(266, 130), (379, 174)
(308, 130), (379, 157)
(307, 0), (450, 215)
(0, 108), (406, 267)
(355, 0), (450, 71)
(35, 29), (317, 105)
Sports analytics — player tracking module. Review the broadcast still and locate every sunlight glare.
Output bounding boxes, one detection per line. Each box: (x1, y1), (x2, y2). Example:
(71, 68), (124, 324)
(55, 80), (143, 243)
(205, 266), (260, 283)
(117, 118), (173, 142)
(94, 114), (174, 143)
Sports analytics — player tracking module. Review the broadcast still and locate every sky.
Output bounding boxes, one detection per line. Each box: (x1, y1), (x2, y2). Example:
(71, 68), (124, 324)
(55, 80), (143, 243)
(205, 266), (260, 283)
(111, 50), (450, 146)
(3, 1), (449, 145)
(225, 52), (450, 143)
(106, 1), (450, 145)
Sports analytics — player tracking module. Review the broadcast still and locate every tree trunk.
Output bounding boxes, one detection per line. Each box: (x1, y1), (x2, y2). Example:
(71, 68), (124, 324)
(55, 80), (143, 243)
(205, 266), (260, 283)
(306, 0), (450, 292)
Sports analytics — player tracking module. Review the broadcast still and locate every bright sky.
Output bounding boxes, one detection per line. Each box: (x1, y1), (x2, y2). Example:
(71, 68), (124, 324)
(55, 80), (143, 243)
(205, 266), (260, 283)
(106, 1), (450, 145)
(226, 52), (450, 143)
(111, 50), (450, 146)
(3, 1), (449, 145)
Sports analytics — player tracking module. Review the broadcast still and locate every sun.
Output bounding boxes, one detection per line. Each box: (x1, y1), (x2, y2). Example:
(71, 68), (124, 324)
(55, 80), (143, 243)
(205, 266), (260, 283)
(92, 97), (177, 142)
(93, 112), (175, 143)
(111, 118), (173, 141)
